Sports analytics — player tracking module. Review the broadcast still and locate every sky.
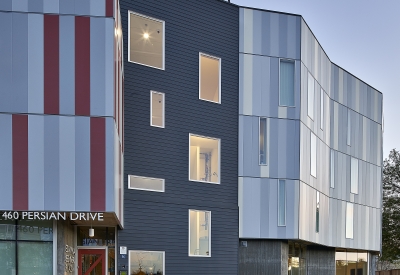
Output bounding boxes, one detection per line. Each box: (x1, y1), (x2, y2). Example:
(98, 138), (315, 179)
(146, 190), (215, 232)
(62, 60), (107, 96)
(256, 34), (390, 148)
(232, 0), (399, 159)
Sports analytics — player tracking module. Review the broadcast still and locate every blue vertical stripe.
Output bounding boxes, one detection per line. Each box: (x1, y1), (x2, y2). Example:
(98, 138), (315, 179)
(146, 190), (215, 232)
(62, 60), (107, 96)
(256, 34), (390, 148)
(0, 114), (13, 210)
(0, 12), (13, 112)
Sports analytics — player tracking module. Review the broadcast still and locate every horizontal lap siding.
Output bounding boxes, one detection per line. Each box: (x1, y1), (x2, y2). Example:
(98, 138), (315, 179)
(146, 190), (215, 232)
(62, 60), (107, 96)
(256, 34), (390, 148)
(120, 0), (239, 273)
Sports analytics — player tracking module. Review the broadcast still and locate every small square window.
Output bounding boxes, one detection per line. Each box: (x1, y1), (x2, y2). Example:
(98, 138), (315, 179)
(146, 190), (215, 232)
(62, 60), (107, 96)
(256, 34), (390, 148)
(150, 91), (165, 128)
(189, 134), (220, 184)
(128, 175), (165, 192)
(129, 250), (165, 275)
(128, 11), (165, 70)
(189, 210), (211, 257)
(199, 53), (221, 103)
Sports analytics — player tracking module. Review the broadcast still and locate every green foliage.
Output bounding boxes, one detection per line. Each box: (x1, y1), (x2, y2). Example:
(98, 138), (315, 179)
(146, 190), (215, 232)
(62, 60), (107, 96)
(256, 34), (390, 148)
(380, 149), (400, 263)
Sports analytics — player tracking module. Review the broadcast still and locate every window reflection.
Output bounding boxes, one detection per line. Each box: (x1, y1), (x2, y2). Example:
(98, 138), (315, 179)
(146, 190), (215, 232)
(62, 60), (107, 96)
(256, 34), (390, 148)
(335, 251), (368, 275)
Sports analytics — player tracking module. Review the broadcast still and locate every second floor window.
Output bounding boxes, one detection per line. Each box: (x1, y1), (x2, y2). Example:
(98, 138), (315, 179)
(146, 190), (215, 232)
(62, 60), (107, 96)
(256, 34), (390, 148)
(199, 53), (221, 103)
(279, 59), (295, 106)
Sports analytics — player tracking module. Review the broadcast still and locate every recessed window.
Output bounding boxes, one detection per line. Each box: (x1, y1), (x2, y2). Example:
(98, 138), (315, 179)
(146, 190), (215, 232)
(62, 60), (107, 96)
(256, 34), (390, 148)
(128, 11), (165, 70)
(307, 72), (314, 120)
(347, 109), (351, 146)
(128, 175), (165, 192)
(129, 250), (165, 275)
(150, 91), (165, 128)
(189, 210), (211, 257)
(346, 202), (354, 239)
(351, 157), (358, 194)
(316, 191), (320, 233)
(278, 180), (286, 226)
(259, 118), (267, 165)
(279, 59), (295, 106)
(189, 134), (220, 184)
(320, 89), (324, 130)
(330, 149), (335, 188)
(199, 53), (221, 103)
(310, 133), (317, 178)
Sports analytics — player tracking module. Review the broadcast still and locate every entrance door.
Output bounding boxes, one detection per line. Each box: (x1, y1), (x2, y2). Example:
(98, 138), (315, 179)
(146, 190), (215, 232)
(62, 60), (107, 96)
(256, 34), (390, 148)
(78, 249), (106, 275)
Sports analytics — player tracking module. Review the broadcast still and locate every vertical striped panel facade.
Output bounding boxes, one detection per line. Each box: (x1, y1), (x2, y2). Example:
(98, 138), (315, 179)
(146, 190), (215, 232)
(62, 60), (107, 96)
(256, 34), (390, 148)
(239, 7), (382, 252)
(0, 0), (124, 225)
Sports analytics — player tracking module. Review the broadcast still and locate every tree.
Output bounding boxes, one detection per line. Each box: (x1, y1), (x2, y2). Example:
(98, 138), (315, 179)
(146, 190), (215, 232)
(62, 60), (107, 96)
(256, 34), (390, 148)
(378, 149), (400, 269)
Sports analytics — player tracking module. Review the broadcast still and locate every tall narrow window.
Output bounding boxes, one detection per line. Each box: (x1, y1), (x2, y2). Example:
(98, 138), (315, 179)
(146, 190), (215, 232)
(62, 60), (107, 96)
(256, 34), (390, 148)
(320, 89), (324, 130)
(189, 134), (220, 184)
(259, 118), (267, 165)
(189, 210), (211, 257)
(307, 72), (315, 120)
(279, 60), (295, 106)
(199, 53), (221, 103)
(351, 157), (358, 194)
(150, 91), (165, 128)
(346, 202), (354, 239)
(128, 11), (165, 70)
(316, 191), (320, 233)
(310, 133), (317, 178)
(278, 180), (286, 226)
(347, 109), (351, 146)
(330, 149), (335, 188)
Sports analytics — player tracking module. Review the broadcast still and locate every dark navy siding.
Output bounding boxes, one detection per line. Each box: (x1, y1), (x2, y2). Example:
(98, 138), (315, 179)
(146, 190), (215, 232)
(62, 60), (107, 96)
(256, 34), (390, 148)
(119, 0), (239, 274)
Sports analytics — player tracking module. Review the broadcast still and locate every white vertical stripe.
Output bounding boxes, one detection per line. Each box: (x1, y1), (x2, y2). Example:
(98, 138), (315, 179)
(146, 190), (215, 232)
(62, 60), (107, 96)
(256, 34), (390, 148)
(59, 116), (75, 210)
(28, 115), (45, 210)
(105, 18), (114, 117)
(28, 14), (44, 114)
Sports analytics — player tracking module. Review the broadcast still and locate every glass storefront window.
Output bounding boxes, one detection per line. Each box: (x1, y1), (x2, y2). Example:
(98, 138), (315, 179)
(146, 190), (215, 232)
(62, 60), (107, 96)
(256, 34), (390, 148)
(335, 251), (368, 275)
(17, 220), (53, 241)
(0, 242), (15, 275)
(18, 242), (53, 275)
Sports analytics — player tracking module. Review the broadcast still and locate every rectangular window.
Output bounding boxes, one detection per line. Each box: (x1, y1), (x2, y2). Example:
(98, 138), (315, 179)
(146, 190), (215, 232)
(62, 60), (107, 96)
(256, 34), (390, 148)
(330, 149), (335, 188)
(307, 72), (315, 120)
(347, 109), (351, 146)
(189, 210), (211, 257)
(310, 133), (317, 178)
(128, 11), (165, 70)
(259, 118), (267, 165)
(189, 134), (220, 184)
(351, 157), (358, 194)
(316, 191), (320, 233)
(279, 59), (295, 106)
(278, 180), (286, 226)
(129, 250), (165, 275)
(150, 91), (165, 128)
(320, 89), (324, 130)
(199, 53), (221, 103)
(346, 202), (354, 239)
(128, 175), (165, 192)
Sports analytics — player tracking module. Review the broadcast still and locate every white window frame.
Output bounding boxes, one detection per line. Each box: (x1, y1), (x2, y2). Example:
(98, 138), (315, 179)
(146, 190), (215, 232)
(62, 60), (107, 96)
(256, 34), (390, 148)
(278, 180), (286, 226)
(259, 117), (268, 166)
(128, 175), (165, 192)
(188, 209), (211, 257)
(188, 134), (221, 184)
(128, 250), (165, 275)
(345, 202), (354, 239)
(307, 72), (315, 120)
(320, 88), (324, 130)
(199, 52), (221, 104)
(150, 91), (165, 128)
(128, 11), (165, 70)
(278, 58), (295, 107)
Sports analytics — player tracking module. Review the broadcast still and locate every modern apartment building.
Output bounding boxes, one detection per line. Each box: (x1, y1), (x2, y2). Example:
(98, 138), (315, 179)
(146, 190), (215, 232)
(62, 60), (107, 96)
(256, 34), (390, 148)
(0, 0), (382, 275)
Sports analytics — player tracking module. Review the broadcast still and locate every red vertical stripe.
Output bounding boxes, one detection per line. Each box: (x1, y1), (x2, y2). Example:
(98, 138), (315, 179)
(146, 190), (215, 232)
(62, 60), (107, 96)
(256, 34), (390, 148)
(90, 117), (106, 211)
(75, 16), (91, 116)
(106, 0), (113, 17)
(44, 15), (59, 115)
(12, 115), (29, 210)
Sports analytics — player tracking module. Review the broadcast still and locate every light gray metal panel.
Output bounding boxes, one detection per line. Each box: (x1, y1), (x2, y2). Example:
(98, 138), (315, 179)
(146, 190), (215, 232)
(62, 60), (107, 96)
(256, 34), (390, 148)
(43, 0), (59, 13)
(59, 116), (76, 211)
(28, 115), (45, 210)
(28, 0), (43, 13)
(0, 114), (13, 210)
(240, 115), (259, 177)
(28, 13), (44, 115)
(12, 12), (28, 113)
(90, 17), (106, 116)
(59, 15), (75, 115)
(75, 116), (91, 211)
(0, 0), (12, 11)
(90, 0), (105, 16)
(12, 0), (28, 12)
(59, 0), (74, 14)
(44, 115), (60, 210)
(105, 117), (115, 211)
(105, 18), (114, 117)
(239, 177), (261, 238)
(74, 0), (90, 16)
(238, 115), (244, 176)
(239, 8), (244, 53)
(0, 12), (13, 113)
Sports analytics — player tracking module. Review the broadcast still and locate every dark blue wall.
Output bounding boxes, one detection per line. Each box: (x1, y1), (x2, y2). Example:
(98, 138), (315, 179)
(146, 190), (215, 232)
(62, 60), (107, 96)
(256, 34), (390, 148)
(119, 0), (239, 273)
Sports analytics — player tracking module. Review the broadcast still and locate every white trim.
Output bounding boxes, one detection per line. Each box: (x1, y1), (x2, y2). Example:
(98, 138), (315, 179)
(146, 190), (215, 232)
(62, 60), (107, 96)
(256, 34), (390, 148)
(277, 180), (286, 226)
(278, 58), (296, 107)
(188, 209), (211, 257)
(150, 90), (165, 128)
(259, 117), (268, 166)
(188, 133), (221, 184)
(52, 220), (57, 275)
(128, 174), (165, 192)
(128, 11), (165, 70)
(199, 52), (221, 104)
(128, 250), (165, 275)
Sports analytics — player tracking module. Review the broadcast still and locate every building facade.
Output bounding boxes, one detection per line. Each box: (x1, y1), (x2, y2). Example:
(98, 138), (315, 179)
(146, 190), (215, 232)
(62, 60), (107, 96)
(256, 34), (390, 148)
(0, 0), (382, 275)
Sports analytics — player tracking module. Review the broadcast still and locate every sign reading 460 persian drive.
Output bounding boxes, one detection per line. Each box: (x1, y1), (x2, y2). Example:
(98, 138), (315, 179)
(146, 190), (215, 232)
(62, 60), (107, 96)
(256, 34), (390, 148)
(1, 211), (104, 221)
